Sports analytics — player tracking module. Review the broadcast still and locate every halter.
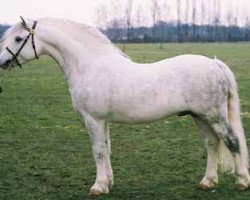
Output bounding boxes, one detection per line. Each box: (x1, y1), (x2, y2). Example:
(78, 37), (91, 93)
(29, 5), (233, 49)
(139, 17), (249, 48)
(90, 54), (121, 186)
(6, 20), (39, 68)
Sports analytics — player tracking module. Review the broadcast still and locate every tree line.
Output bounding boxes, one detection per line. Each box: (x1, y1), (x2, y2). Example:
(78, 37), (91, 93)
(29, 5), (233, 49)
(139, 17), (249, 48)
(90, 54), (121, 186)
(96, 0), (250, 43)
(0, 24), (9, 38)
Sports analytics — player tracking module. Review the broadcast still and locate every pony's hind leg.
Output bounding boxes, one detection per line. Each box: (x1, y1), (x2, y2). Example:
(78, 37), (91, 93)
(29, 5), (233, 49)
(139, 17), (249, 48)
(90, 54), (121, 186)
(208, 116), (250, 190)
(194, 117), (220, 190)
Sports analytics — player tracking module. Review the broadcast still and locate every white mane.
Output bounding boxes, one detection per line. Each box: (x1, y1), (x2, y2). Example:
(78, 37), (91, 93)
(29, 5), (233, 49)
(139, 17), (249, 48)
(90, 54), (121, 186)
(39, 18), (128, 58)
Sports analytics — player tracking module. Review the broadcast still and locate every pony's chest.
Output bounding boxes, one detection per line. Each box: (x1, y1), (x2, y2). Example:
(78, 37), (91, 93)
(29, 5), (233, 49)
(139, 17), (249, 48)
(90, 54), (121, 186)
(70, 82), (110, 117)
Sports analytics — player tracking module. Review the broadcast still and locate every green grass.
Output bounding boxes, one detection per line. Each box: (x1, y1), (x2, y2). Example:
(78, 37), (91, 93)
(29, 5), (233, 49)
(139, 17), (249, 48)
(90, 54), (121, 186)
(1, 43), (250, 200)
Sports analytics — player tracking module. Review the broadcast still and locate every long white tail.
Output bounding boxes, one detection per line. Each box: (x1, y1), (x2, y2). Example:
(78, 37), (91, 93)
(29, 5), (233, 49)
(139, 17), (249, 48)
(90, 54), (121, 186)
(216, 59), (249, 172)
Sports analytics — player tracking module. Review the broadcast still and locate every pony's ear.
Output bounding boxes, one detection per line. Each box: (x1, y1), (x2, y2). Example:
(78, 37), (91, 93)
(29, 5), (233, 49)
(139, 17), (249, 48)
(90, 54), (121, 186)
(20, 16), (28, 28)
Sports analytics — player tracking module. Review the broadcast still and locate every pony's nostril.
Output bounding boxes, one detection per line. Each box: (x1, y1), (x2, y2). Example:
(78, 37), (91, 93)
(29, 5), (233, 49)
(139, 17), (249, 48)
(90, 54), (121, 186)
(5, 59), (12, 66)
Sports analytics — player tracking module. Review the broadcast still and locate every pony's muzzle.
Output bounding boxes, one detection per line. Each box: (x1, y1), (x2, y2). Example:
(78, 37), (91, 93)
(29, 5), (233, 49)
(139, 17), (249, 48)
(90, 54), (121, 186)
(0, 59), (12, 69)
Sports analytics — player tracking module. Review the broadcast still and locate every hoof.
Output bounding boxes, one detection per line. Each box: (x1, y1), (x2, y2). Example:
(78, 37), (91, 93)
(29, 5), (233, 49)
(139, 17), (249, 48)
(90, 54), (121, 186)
(197, 182), (217, 190)
(89, 181), (109, 196)
(235, 183), (247, 191)
(89, 189), (103, 196)
(197, 183), (211, 190)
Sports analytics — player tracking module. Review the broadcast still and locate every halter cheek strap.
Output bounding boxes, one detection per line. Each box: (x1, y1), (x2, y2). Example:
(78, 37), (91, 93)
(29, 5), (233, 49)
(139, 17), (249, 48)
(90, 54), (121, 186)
(6, 20), (39, 68)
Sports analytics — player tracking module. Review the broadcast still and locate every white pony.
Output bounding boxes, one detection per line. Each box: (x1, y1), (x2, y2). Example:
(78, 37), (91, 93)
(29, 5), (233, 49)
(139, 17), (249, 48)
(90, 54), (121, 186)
(0, 18), (249, 195)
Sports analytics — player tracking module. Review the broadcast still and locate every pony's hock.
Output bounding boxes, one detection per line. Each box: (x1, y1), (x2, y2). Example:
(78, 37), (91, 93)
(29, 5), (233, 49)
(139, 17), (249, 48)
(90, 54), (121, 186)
(0, 17), (250, 195)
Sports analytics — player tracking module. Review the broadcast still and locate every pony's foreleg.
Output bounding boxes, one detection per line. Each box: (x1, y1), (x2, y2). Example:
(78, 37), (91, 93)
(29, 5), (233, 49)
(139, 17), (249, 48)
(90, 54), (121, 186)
(84, 116), (112, 195)
(105, 124), (114, 189)
(194, 118), (219, 189)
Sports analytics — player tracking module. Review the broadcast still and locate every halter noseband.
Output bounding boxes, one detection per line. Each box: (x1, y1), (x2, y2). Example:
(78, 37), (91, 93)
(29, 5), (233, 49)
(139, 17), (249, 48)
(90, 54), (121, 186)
(6, 20), (39, 68)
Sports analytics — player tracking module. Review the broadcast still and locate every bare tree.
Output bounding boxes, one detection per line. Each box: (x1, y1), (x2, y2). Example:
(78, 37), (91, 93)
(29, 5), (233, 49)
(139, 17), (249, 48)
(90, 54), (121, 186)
(94, 1), (124, 41)
(94, 0), (249, 43)
(233, 8), (239, 27)
(233, 8), (239, 41)
(94, 3), (109, 29)
(177, 0), (181, 42)
(226, 4), (235, 41)
(125, 0), (133, 41)
(200, 0), (206, 40)
(151, 0), (160, 42)
(135, 5), (142, 27)
(213, 0), (221, 41)
(245, 16), (250, 41)
(158, 3), (171, 47)
(134, 6), (145, 42)
(206, 2), (213, 41)
(184, 0), (190, 41)
(191, 0), (197, 41)
(106, 0), (127, 49)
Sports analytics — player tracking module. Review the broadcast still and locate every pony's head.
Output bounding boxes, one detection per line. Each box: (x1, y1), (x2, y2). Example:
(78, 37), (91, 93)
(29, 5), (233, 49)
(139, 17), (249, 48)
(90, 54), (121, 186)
(0, 17), (40, 69)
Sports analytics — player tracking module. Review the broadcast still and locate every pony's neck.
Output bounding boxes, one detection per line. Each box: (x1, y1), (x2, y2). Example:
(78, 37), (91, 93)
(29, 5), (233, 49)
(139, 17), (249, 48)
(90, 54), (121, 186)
(36, 19), (126, 87)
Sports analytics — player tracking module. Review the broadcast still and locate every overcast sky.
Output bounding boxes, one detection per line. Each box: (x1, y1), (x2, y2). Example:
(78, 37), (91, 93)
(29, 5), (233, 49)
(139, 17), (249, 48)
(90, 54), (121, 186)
(1, 0), (250, 26)
(0, 0), (99, 25)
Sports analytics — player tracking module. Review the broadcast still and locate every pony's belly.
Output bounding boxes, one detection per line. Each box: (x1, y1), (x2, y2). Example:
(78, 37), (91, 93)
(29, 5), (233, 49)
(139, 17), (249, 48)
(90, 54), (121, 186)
(106, 107), (180, 124)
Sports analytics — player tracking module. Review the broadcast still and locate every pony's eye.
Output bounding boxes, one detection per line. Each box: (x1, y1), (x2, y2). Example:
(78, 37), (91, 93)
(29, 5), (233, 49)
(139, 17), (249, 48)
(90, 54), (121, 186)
(15, 36), (23, 43)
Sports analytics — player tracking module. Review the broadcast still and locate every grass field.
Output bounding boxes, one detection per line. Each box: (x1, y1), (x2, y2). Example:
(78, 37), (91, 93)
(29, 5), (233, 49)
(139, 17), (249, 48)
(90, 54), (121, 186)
(1, 43), (250, 200)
